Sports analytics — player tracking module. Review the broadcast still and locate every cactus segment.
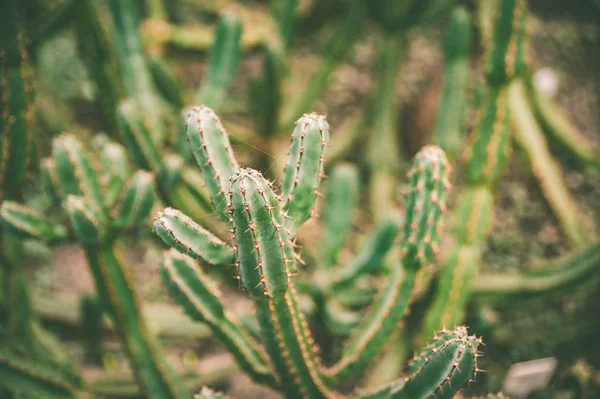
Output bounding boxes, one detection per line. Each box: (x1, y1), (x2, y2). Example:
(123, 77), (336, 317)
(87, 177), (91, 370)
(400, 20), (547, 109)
(0, 346), (78, 399)
(434, 6), (473, 161)
(113, 171), (156, 230)
(65, 195), (106, 244)
(160, 251), (276, 387)
(74, 0), (122, 135)
(117, 99), (163, 171)
(248, 44), (284, 137)
(281, 113), (329, 233)
(148, 56), (184, 108)
(393, 327), (480, 399)
(229, 168), (291, 297)
(0, 201), (68, 243)
(271, 0), (298, 49)
(509, 80), (592, 247)
(484, 0), (526, 85)
(465, 86), (511, 186)
(325, 265), (418, 384)
(195, 14), (242, 110)
(153, 207), (234, 265)
(321, 164), (360, 269)
(186, 105), (239, 222)
(0, 0), (34, 201)
(101, 142), (131, 207)
(41, 158), (60, 204)
(452, 187), (494, 245)
(420, 246), (480, 342)
(52, 135), (106, 214)
(108, 0), (164, 141)
(401, 145), (451, 270)
(85, 244), (187, 399)
(330, 216), (400, 290)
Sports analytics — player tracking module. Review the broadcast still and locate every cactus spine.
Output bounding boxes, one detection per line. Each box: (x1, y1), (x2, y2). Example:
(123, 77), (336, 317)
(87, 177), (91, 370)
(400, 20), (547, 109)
(153, 107), (476, 398)
(1, 134), (186, 399)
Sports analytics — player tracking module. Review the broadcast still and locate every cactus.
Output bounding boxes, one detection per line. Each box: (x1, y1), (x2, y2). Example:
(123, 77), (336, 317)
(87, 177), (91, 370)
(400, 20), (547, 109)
(1, 134), (187, 399)
(194, 14), (242, 111)
(434, 5), (473, 161)
(151, 106), (486, 398)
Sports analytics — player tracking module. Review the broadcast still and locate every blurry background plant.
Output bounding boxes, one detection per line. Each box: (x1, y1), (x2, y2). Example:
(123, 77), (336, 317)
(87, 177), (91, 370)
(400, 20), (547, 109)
(0, 0), (599, 398)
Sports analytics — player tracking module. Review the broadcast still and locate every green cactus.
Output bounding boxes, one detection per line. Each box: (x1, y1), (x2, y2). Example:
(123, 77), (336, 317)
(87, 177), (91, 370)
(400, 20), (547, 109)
(1, 134), (187, 399)
(434, 5), (473, 161)
(152, 106), (484, 398)
(420, 0), (525, 343)
(194, 14), (242, 111)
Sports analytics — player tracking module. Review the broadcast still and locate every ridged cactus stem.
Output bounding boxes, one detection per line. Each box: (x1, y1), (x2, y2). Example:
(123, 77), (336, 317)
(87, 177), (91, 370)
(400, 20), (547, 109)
(434, 5), (473, 161)
(368, 33), (407, 222)
(324, 146), (450, 385)
(108, 0), (164, 141)
(229, 168), (338, 399)
(186, 106), (239, 222)
(509, 79), (593, 247)
(420, 0), (525, 343)
(281, 113), (330, 235)
(84, 243), (187, 399)
(160, 250), (277, 387)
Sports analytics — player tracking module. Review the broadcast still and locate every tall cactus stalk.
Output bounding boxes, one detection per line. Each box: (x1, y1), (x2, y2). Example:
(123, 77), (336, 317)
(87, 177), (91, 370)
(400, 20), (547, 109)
(420, 0), (526, 344)
(1, 135), (186, 399)
(0, 0), (35, 343)
(153, 105), (483, 399)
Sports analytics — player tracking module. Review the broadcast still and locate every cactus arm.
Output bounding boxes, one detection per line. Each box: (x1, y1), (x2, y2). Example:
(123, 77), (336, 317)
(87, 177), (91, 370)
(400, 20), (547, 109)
(112, 171), (156, 230)
(281, 113), (329, 234)
(230, 169), (339, 398)
(73, 0), (122, 136)
(186, 106), (239, 222)
(117, 99), (163, 171)
(0, 0), (34, 201)
(368, 33), (407, 221)
(248, 43), (284, 138)
(160, 251), (277, 387)
(330, 216), (400, 290)
(525, 79), (600, 169)
(228, 170), (300, 397)
(147, 56), (184, 108)
(0, 347), (78, 399)
(326, 146), (450, 384)
(434, 5), (473, 161)
(52, 135), (107, 216)
(84, 243), (187, 399)
(195, 14), (242, 111)
(391, 327), (480, 399)
(509, 80), (593, 247)
(108, 0), (164, 141)
(320, 163), (360, 269)
(153, 207), (234, 265)
(65, 195), (107, 245)
(0, 201), (68, 244)
(271, 0), (298, 49)
(101, 142), (131, 208)
(281, 0), (364, 127)
(472, 241), (600, 295)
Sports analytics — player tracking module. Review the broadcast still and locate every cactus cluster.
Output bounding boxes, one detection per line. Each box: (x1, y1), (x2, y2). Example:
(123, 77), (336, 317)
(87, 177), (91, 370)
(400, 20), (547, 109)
(153, 105), (486, 398)
(1, 134), (187, 398)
